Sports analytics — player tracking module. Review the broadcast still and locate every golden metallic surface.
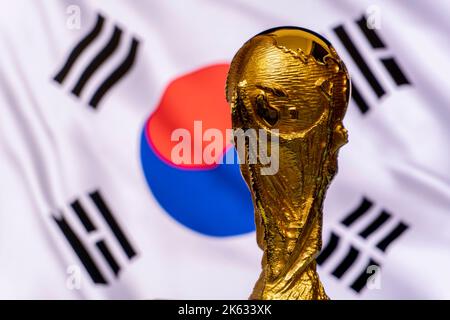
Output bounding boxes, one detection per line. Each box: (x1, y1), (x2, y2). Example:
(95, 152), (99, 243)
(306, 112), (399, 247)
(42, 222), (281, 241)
(226, 27), (350, 300)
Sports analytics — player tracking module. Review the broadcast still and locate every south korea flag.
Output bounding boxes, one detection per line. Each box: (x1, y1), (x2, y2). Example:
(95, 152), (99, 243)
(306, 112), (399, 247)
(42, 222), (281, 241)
(0, 0), (448, 299)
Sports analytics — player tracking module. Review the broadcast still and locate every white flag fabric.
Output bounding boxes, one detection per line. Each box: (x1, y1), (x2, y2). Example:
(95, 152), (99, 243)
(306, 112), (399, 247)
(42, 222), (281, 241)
(0, 0), (449, 299)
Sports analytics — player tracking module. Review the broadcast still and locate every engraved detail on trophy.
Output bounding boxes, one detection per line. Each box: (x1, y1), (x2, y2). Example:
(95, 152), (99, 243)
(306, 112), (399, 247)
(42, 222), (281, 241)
(226, 27), (351, 300)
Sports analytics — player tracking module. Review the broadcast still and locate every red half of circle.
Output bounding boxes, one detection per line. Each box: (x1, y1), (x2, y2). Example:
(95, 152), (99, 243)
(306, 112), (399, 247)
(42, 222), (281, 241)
(147, 63), (232, 169)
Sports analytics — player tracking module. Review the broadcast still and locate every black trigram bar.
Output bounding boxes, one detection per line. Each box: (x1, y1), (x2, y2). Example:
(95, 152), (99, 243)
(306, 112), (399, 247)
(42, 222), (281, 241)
(96, 240), (121, 276)
(70, 199), (96, 233)
(53, 214), (108, 284)
(341, 197), (373, 227)
(356, 15), (386, 49)
(89, 190), (137, 259)
(54, 14), (105, 84)
(72, 26), (123, 97)
(350, 259), (380, 293)
(317, 232), (340, 266)
(359, 210), (391, 239)
(380, 57), (411, 86)
(351, 81), (371, 114)
(376, 222), (409, 252)
(89, 37), (140, 108)
(334, 25), (386, 98)
(331, 245), (360, 279)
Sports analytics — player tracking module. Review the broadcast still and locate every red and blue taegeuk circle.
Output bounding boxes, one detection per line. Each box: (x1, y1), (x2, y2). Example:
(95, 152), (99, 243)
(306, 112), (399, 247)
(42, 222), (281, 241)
(140, 64), (254, 236)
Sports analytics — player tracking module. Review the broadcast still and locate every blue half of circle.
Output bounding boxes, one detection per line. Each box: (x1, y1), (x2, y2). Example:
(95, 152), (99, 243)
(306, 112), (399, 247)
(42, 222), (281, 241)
(139, 128), (255, 237)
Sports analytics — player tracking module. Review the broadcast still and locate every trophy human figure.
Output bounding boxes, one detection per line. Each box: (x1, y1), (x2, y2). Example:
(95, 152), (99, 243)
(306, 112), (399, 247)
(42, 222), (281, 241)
(226, 27), (350, 299)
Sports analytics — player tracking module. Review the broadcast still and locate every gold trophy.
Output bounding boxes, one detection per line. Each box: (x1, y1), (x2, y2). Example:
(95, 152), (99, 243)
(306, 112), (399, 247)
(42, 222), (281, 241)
(226, 27), (350, 299)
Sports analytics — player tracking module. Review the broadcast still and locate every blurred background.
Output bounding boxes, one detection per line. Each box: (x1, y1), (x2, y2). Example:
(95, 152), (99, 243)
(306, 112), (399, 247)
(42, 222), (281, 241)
(0, 0), (449, 299)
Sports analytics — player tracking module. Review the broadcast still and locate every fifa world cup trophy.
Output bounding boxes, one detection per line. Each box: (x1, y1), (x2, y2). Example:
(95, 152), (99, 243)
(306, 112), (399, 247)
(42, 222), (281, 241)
(226, 27), (350, 299)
